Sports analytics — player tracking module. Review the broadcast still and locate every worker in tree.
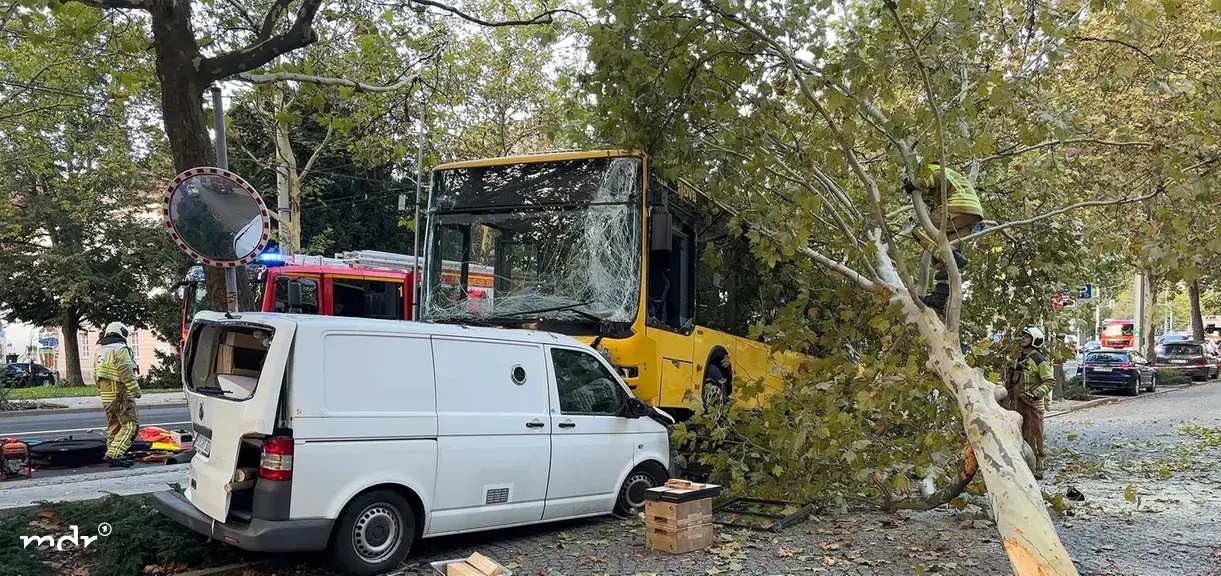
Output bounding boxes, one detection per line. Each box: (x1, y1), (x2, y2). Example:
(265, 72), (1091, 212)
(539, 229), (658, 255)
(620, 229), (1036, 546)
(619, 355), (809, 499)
(1005, 327), (1053, 480)
(901, 161), (985, 317)
(94, 322), (141, 468)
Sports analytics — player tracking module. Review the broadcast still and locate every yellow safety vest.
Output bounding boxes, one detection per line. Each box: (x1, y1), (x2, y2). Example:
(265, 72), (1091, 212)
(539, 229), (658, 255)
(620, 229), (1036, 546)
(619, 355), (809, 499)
(915, 164), (984, 217)
(95, 343), (138, 404)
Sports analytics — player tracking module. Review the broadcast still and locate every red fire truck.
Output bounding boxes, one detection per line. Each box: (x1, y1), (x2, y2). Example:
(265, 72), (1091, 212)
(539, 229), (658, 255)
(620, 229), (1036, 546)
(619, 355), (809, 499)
(1100, 318), (1136, 349)
(178, 250), (495, 346)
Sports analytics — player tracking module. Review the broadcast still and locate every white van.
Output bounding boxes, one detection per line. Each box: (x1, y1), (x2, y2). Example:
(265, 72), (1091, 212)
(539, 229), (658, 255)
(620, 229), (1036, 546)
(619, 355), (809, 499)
(153, 312), (674, 575)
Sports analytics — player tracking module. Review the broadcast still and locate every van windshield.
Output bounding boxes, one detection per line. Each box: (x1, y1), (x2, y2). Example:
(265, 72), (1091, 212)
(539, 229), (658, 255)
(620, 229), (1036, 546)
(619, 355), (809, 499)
(1102, 324), (1134, 337)
(186, 324), (273, 402)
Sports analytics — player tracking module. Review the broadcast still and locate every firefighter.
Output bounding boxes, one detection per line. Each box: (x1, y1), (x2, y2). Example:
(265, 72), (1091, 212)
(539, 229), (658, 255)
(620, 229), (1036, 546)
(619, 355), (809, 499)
(901, 161), (985, 317)
(95, 322), (141, 468)
(1006, 326), (1054, 479)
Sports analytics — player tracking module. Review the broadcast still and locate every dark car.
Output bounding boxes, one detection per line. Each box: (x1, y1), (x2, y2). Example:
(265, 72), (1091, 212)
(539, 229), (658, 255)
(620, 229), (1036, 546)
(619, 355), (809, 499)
(0, 363), (57, 388)
(1155, 341), (1219, 381)
(1082, 350), (1156, 395)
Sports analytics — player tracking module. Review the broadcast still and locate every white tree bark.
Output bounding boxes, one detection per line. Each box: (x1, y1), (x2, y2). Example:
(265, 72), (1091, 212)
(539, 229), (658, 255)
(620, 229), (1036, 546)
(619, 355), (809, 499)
(873, 241), (1079, 575)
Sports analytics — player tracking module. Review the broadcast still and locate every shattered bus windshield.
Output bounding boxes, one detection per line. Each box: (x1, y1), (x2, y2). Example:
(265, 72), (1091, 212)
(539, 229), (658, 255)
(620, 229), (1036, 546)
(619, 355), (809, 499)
(423, 156), (642, 326)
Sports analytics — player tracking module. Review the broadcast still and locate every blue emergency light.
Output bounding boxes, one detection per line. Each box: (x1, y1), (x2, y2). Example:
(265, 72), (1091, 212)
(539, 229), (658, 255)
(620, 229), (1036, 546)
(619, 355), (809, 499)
(257, 243), (286, 266)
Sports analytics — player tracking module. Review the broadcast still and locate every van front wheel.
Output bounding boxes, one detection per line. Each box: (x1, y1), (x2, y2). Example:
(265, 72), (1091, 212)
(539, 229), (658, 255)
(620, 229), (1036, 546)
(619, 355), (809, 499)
(329, 489), (415, 576)
(615, 462), (666, 515)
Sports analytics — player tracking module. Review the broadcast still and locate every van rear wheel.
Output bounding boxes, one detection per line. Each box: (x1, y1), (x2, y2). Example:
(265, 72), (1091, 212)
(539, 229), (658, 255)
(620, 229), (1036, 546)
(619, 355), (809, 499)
(328, 489), (415, 576)
(615, 462), (666, 516)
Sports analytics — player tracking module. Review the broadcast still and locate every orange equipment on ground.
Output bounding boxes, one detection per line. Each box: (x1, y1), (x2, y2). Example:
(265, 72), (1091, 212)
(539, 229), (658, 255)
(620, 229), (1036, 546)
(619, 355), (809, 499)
(1, 438), (32, 479)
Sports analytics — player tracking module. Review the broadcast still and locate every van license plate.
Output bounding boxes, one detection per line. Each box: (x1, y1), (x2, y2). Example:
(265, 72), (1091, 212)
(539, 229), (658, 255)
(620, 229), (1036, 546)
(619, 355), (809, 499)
(1093, 367), (1112, 372)
(195, 435), (211, 457)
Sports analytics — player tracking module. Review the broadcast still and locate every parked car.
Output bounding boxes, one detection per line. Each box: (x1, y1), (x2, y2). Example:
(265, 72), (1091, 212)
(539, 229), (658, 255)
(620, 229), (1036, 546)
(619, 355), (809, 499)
(0, 363), (57, 388)
(153, 312), (675, 576)
(1155, 341), (1219, 381)
(1081, 350), (1157, 395)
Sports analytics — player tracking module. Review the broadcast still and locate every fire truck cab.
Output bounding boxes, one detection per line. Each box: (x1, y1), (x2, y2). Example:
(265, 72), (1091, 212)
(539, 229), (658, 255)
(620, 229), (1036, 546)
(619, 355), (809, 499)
(180, 251), (418, 348)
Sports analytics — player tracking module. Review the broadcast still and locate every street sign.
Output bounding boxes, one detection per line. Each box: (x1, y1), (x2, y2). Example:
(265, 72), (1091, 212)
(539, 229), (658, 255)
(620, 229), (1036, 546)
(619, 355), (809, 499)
(1078, 284), (1093, 299)
(162, 167), (270, 268)
(38, 337), (58, 348)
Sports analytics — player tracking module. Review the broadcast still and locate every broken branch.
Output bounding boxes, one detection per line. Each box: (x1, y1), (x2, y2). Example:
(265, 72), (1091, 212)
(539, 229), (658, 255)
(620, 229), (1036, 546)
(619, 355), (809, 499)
(959, 189), (1160, 244)
(405, 0), (586, 27)
(236, 71), (421, 93)
(66, 0), (148, 8)
(979, 138), (1155, 164)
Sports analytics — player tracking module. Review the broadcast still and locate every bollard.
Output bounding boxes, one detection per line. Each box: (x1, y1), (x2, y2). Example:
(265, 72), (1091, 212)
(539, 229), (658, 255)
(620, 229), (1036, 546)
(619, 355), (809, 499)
(1052, 364), (1064, 399)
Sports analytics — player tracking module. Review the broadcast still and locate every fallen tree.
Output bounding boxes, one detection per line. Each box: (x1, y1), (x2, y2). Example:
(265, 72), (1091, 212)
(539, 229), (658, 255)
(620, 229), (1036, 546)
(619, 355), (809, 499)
(584, 0), (1219, 573)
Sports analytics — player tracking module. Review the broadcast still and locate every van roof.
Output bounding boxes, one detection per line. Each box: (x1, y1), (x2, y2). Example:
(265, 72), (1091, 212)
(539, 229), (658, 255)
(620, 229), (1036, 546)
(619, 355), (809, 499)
(193, 311), (586, 348)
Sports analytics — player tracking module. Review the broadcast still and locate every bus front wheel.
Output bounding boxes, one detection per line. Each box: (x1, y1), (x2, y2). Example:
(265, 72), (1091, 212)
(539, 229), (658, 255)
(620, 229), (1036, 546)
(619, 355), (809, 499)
(702, 365), (729, 410)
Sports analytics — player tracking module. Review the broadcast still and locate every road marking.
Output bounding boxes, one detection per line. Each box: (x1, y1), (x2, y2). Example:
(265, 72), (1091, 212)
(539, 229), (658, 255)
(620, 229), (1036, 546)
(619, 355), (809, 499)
(0, 421), (192, 437)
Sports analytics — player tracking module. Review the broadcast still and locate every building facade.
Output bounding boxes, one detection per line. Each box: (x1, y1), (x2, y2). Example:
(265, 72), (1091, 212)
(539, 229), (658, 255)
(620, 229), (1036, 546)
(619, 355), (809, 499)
(46, 325), (174, 385)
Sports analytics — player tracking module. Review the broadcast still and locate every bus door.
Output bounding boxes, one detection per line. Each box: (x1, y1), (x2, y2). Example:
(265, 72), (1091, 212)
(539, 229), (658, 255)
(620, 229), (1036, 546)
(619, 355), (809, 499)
(646, 216), (697, 408)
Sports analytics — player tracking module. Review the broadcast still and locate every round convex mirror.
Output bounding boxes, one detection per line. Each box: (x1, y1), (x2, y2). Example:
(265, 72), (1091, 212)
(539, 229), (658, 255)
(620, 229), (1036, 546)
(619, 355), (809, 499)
(163, 168), (270, 266)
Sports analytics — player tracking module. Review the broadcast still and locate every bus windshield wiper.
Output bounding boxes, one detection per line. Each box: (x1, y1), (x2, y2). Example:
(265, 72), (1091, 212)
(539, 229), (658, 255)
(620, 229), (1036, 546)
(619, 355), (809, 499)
(491, 300), (604, 323)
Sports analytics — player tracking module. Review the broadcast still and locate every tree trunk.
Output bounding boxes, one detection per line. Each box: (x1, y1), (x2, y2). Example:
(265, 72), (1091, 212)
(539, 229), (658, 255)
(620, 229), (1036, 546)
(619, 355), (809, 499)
(61, 312), (84, 387)
(1141, 270), (1158, 358)
(149, 2), (250, 312)
(1189, 280), (1205, 341)
(895, 296), (1078, 575)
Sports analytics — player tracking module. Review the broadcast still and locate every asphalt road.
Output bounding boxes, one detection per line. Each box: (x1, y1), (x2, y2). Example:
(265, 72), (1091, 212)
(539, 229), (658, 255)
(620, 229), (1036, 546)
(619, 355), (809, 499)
(0, 406), (191, 443)
(1046, 381), (1221, 576)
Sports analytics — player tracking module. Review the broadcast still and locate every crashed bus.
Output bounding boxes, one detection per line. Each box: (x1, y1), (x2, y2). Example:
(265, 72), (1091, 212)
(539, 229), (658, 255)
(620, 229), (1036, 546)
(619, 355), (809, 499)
(418, 150), (806, 417)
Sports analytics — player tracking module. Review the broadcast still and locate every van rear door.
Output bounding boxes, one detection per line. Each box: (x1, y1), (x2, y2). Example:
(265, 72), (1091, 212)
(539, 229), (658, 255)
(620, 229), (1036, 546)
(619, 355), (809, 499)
(183, 312), (296, 522)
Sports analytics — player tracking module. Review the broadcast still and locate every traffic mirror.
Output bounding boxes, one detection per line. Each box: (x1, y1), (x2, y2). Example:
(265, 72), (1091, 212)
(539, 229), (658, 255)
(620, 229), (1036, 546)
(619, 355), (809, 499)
(163, 168), (270, 267)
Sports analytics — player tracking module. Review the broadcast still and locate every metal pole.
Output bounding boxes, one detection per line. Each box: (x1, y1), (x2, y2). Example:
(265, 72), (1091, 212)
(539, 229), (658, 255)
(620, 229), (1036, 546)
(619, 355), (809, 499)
(211, 87), (228, 171)
(1094, 286), (1102, 338)
(411, 96), (425, 320)
(212, 86), (238, 314)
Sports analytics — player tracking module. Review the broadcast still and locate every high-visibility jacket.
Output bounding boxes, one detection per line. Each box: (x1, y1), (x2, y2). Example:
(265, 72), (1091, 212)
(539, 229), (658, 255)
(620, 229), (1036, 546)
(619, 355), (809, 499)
(1008, 352), (1053, 412)
(914, 164), (985, 218)
(95, 342), (139, 404)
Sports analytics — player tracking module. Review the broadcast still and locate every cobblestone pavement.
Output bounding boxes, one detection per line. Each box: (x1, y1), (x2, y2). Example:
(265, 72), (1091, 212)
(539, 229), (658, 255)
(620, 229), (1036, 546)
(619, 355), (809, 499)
(1045, 381), (1221, 576)
(257, 384), (1221, 576)
(275, 509), (1013, 576)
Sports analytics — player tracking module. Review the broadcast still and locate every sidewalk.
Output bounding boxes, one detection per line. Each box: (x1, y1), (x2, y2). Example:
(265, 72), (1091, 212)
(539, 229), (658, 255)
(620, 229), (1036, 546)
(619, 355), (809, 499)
(0, 465), (186, 513)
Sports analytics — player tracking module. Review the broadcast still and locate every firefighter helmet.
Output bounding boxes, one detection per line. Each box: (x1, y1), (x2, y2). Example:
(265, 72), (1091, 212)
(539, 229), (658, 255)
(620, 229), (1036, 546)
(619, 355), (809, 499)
(1021, 326), (1045, 349)
(103, 322), (130, 340)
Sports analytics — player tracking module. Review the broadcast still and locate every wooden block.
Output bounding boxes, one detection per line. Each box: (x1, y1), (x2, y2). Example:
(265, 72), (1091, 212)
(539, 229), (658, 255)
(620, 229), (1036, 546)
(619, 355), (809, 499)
(465, 552), (505, 576)
(645, 499), (713, 529)
(646, 523), (715, 554)
(445, 562), (484, 576)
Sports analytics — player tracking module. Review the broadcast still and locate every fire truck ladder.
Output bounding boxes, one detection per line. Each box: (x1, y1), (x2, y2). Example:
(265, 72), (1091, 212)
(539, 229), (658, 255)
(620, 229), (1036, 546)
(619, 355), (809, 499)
(333, 250), (422, 274)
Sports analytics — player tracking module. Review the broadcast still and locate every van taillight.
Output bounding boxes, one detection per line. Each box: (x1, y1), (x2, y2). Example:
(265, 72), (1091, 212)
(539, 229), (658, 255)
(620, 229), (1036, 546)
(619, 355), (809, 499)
(259, 437), (294, 481)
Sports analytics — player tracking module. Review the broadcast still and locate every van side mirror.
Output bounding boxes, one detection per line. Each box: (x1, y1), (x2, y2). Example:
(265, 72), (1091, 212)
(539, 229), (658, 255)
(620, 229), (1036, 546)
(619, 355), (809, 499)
(287, 279), (302, 314)
(650, 209), (671, 253)
(624, 397), (651, 419)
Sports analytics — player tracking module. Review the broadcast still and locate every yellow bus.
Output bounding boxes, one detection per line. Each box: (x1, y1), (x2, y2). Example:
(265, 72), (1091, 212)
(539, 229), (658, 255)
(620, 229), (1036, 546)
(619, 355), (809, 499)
(419, 150), (805, 417)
